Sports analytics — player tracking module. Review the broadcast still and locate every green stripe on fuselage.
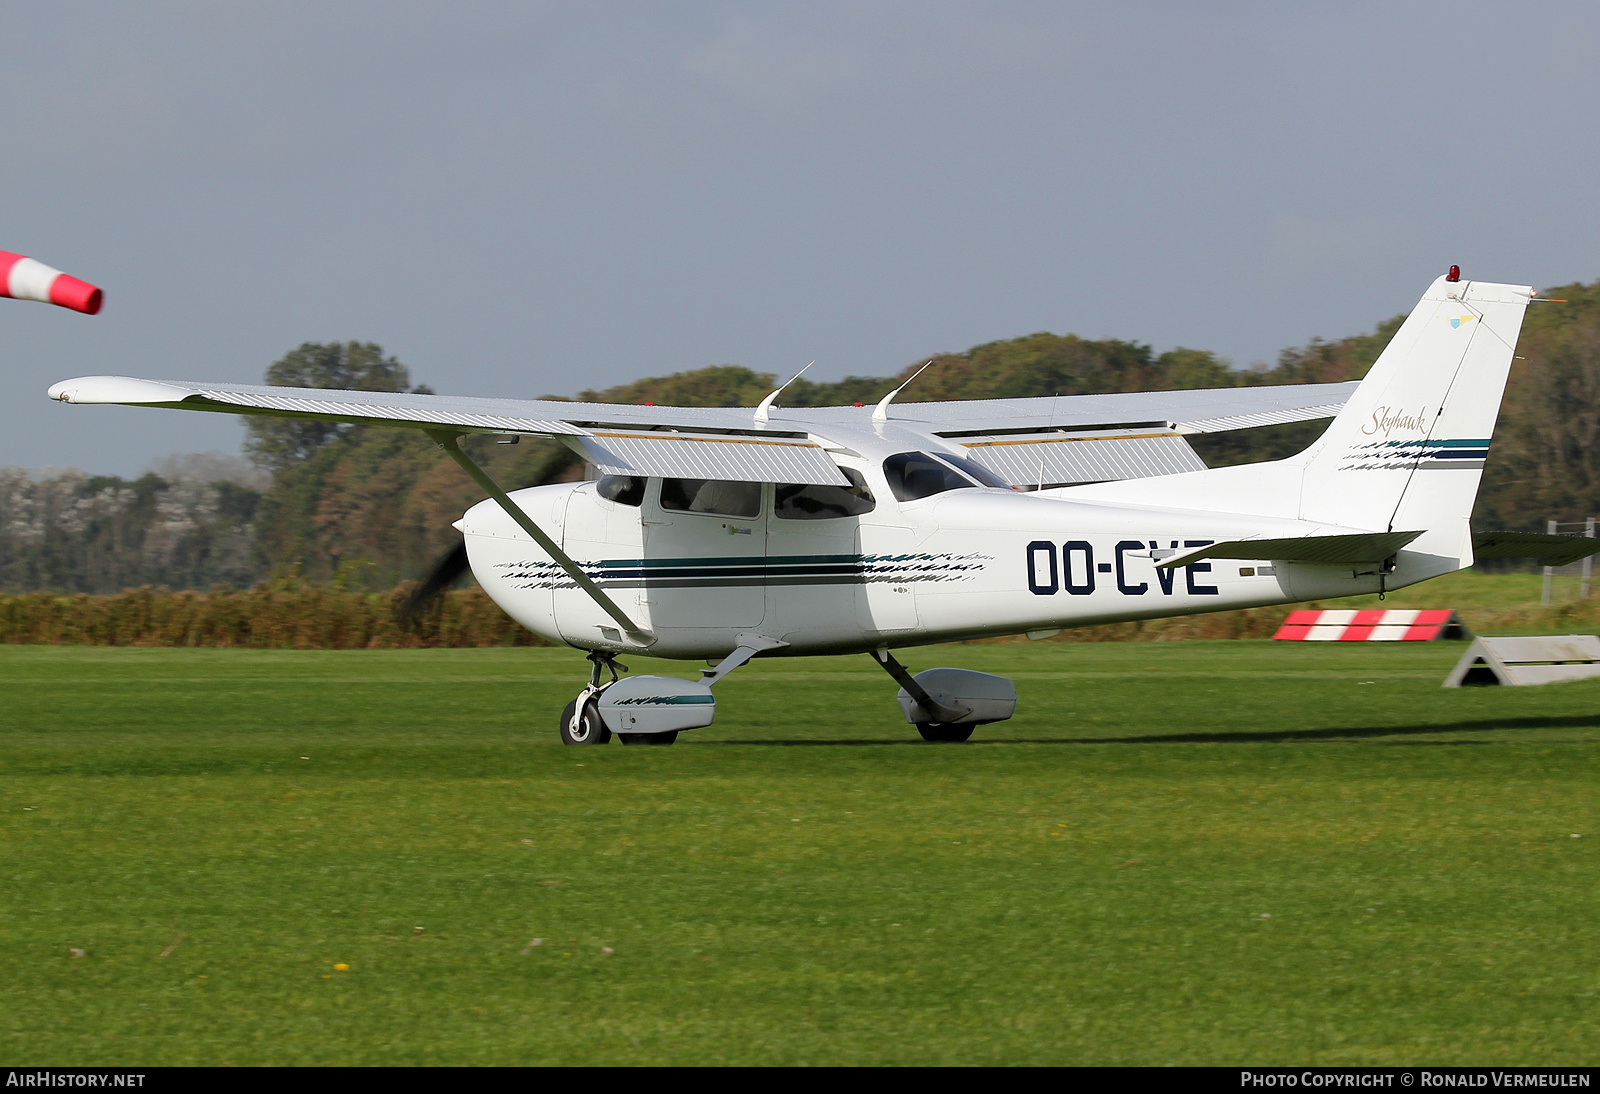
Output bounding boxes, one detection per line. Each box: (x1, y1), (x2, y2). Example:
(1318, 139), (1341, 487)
(597, 553), (861, 569)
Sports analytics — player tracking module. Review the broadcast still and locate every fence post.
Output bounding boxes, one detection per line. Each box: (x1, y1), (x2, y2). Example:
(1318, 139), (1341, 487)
(1543, 518), (1558, 606)
(1585, 517), (1596, 600)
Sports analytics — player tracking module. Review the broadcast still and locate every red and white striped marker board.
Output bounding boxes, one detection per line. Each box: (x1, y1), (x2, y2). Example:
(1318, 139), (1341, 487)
(1273, 609), (1468, 642)
(0, 251), (101, 314)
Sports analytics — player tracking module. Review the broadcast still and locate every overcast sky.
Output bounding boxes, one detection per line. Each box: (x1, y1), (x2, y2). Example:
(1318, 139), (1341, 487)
(6, 1), (1598, 475)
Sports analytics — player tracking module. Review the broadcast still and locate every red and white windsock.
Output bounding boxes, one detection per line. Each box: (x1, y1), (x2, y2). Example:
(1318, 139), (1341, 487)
(0, 251), (102, 314)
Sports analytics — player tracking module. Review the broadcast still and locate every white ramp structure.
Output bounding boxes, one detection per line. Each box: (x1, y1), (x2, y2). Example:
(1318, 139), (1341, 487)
(1443, 635), (1600, 687)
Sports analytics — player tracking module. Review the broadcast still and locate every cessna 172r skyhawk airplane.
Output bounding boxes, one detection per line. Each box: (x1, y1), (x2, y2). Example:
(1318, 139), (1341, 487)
(45, 269), (1600, 744)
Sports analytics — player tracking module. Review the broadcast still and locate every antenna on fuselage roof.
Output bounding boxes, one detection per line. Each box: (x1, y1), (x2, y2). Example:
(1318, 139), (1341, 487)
(753, 361), (814, 426)
(872, 360), (934, 424)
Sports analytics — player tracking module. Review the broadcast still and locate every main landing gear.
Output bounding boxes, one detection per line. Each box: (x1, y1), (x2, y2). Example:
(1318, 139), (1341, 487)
(869, 649), (1017, 743)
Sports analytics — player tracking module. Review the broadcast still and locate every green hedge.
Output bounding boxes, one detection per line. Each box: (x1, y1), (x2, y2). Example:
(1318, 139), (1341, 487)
(0, 582), (543, 648)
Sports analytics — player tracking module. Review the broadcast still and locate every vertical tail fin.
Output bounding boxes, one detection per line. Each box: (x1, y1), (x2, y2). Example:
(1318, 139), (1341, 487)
(1058, 272), (1533, 576)
(1293, 274), (1533, 566)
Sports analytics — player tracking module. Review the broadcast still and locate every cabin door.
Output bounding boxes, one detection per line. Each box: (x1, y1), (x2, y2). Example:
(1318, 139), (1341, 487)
(765, 490), (866, 646)
(641, 478), (767, 630)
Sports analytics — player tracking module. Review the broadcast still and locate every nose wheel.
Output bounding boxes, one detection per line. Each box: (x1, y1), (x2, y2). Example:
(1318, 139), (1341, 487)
(559, 698), (611, 745)
(559, 651), (626, 746)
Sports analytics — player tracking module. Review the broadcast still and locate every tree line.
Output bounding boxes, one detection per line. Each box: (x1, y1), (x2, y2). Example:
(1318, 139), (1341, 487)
(3, 278), (1597, 594)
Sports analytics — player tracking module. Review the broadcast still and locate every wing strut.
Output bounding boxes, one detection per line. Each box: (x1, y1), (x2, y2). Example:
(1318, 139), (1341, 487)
(428, 431), (655, 646)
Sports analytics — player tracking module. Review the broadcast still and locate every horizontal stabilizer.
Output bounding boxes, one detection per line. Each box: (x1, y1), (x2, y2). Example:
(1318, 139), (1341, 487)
(1471, 531), (1600, 567)
(1157, 530), (1425, 568)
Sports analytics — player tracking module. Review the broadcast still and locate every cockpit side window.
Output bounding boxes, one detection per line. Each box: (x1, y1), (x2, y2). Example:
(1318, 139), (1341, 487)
(930, 452), (1014, 490)
(882, 451), (977, 502)
(774, 468), (876, 520)
(596, 475), (645, 507)
(660, 478), (762, 518)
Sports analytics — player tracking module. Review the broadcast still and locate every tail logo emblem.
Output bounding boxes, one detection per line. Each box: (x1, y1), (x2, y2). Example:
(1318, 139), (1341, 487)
(1449, 315), (1475, 329)
(1363, 406), (1429, 438)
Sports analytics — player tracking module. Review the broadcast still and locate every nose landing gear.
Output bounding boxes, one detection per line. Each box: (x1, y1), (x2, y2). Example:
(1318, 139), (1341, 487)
(557, 649), (717, 745)
(559, 651), (625, 746)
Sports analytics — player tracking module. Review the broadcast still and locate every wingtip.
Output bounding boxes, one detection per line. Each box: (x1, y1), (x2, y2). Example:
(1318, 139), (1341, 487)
(46, 376), (194, 405)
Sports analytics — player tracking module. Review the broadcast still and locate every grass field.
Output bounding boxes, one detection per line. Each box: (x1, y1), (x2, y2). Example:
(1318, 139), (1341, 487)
(4, 640), (1600, 1065)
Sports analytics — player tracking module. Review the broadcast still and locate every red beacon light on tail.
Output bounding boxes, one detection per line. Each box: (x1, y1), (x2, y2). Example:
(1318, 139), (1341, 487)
(1446, 264), (1461, 283)
(0, 251), (102, 314)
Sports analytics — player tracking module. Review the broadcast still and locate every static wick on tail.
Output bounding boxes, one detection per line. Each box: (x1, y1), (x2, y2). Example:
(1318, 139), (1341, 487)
(0, 251), (102, 314)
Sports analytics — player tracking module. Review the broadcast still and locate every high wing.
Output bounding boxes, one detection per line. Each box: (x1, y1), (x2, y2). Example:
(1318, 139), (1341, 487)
(47, 374), (1357, 487)
(46, 375), (854, 486)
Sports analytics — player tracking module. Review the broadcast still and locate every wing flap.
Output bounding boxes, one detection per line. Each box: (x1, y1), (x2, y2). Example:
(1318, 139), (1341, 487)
(957, 427), (1206, 487)
(575, 430), (848, 486)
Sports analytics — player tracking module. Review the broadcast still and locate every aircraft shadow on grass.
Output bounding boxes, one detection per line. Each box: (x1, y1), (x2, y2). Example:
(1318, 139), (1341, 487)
(696, 713), (1600, 747)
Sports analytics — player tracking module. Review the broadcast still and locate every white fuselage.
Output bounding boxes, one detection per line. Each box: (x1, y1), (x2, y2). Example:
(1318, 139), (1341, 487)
(456, 448), (1413, 661)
